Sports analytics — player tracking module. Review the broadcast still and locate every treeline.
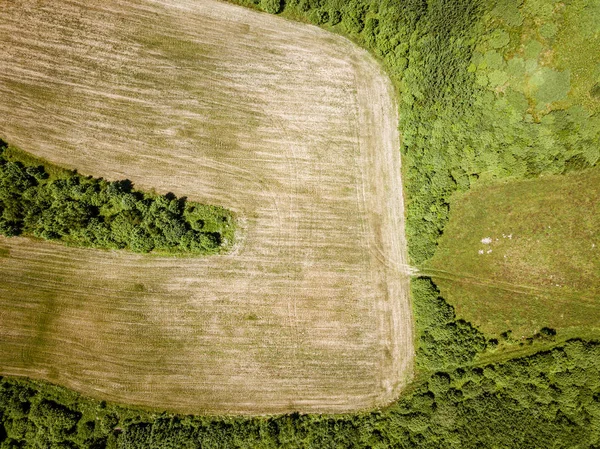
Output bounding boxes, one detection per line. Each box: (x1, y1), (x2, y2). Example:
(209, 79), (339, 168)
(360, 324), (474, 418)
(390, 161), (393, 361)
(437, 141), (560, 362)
(1, 339), (598, 448)
(0, 140), (234, 254)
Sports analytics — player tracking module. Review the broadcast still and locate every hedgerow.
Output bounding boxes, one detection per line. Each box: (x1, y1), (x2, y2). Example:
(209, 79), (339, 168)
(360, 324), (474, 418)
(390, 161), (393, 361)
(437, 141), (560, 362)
(0, 140), (234, 254)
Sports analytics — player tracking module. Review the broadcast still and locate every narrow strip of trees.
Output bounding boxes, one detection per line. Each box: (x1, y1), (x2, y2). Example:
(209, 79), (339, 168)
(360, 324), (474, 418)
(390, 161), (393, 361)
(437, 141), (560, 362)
(0, 140), (234, 254)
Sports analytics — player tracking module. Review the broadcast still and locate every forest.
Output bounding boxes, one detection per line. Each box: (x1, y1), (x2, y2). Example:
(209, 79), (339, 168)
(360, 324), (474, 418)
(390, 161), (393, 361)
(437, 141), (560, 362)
(1, 0), (599, 446)
(0, 140), (235, 254)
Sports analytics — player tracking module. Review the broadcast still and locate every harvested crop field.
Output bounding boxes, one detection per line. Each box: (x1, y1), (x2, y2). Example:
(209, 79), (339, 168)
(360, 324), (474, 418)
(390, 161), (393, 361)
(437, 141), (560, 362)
(0, 0), (412, 414)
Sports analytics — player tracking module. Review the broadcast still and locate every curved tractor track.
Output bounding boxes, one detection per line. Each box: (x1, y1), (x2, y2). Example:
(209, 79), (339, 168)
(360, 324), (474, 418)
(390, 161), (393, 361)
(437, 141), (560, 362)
(0, 0), (413, 414)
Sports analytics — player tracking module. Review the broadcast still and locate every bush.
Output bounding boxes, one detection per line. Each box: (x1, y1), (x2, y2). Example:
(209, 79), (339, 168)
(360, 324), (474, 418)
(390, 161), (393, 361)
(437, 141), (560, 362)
(260, 0), (281, 14)
(412, 278), (489, 371)
(309, 9), (329, 24)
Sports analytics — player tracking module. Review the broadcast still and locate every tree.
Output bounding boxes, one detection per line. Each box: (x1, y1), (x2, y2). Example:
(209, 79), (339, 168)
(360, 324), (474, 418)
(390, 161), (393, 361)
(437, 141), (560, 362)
(260, 0), (282, 14)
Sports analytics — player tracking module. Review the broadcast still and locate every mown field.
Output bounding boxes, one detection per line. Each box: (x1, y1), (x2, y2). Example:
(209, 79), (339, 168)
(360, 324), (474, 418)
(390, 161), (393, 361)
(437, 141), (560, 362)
(428, 168), (600, 339)
(0, 0), (412, 414)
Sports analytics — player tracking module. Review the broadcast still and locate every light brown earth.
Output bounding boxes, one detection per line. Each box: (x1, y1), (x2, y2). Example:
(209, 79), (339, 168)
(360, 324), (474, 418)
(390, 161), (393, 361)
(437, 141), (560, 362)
(0, 0), (413, 414)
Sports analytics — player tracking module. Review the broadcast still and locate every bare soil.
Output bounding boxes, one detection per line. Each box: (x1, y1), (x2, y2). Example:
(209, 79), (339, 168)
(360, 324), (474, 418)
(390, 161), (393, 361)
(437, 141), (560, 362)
(0, 0), (413, 414)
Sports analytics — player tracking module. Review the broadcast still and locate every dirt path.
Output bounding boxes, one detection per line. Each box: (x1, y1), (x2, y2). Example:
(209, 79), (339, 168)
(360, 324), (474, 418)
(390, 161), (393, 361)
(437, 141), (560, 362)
(0, 0), (413, 414)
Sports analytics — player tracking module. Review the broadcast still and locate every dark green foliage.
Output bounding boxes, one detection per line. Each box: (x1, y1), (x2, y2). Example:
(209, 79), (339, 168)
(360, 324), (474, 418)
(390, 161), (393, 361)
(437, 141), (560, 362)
(341, 1), (368, 34)
(260, 0), (281, 14)
(29, 400), (81, 442)
(1, 340), (599, 448)
(0, 140), (234, 254)
(329, 9), (342, 25)
(309, 9), (329, 24)
(412, 277), (488, 371)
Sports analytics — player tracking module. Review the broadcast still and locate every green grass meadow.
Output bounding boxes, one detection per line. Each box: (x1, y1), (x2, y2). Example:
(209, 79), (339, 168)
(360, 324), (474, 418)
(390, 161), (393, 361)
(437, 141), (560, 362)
(428, 168), (600, 340)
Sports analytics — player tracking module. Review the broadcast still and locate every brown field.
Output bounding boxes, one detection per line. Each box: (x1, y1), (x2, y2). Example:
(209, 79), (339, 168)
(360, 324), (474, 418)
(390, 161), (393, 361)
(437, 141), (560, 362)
(0, 0), (412, 414)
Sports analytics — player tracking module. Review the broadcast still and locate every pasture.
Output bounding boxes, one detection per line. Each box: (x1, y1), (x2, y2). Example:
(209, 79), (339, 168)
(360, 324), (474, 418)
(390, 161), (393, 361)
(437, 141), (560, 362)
(428, 168), (600, 340)
(0, 0), (412, 414)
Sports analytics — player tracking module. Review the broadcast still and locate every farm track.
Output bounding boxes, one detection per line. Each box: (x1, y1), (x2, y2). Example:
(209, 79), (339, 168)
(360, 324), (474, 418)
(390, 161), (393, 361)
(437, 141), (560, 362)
(0, 0), (413, 414)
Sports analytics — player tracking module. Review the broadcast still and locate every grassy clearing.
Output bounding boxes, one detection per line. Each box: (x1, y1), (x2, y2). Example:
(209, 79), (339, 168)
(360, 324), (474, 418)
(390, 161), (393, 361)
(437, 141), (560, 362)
(474, 0), (600, 117)
(0, 0), (411, 414)
(428, 168), (600, 339)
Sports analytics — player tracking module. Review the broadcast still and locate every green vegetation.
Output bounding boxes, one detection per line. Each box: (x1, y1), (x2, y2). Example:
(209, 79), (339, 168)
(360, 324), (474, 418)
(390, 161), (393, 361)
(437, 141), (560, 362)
(260, 0), (282, 14)
(1, 339), (600, 448)
(427, 168), (600, 339)
(412, 277), (490, 371)
(2, 0), (599, 445)
(0, 139), (234, 254)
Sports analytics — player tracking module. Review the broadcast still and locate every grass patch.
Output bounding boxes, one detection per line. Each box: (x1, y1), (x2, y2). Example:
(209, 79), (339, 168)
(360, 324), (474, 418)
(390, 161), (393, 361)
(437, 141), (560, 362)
(2, 142), (71, 180)
(427, 168), (600, 339)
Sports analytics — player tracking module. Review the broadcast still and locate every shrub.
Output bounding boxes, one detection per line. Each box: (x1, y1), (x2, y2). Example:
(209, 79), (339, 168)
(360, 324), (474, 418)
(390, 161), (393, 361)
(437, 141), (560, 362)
(260, 0), (282, 14)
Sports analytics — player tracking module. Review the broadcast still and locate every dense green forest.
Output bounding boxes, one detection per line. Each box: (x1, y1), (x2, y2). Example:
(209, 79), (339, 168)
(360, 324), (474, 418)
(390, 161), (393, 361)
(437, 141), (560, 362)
(1, 0), (599, 446)
(0, 140), (234, 254)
